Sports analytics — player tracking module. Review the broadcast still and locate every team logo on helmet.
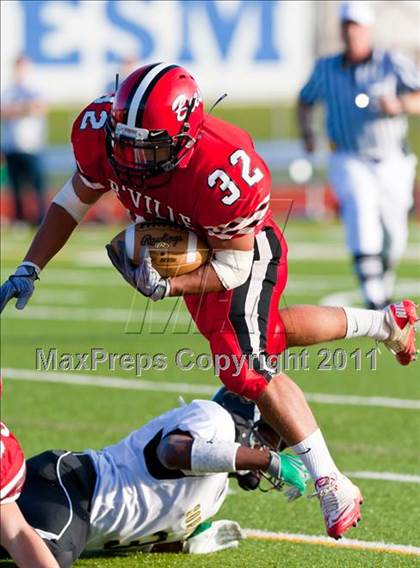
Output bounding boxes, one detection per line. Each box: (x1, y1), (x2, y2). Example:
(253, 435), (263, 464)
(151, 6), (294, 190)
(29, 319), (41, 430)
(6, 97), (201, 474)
(172, 91), (203, 122)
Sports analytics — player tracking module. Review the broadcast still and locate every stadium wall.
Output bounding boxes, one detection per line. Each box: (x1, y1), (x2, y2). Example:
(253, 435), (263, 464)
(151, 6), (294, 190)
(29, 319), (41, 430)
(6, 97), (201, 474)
(0, 0), (316, 104)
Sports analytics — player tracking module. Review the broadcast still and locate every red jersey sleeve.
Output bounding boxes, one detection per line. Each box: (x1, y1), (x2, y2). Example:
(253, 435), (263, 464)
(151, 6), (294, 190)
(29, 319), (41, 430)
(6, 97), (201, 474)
(197, 146), (271, 240)
(0, 422), (26, 504)
(71, 95), (113, 192)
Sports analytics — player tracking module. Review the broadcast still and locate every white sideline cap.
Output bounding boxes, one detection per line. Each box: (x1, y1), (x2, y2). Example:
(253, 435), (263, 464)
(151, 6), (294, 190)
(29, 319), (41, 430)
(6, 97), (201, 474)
(340, 1), (374, 26)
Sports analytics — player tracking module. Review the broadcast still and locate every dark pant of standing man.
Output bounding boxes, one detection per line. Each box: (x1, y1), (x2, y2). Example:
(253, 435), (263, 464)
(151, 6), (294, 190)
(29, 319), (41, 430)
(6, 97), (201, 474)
(5, 151), (46, 225)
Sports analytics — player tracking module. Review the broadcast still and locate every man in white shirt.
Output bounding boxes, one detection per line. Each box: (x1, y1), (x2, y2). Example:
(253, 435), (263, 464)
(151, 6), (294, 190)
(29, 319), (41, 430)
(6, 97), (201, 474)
(13, 389), (308, 567)
(1, 55), (47, 224)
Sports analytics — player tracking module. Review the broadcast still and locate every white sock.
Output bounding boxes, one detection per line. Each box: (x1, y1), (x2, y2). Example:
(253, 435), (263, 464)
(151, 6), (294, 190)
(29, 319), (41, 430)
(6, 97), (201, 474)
(343, 307), (390, 341)
(291, 428), (339, 481)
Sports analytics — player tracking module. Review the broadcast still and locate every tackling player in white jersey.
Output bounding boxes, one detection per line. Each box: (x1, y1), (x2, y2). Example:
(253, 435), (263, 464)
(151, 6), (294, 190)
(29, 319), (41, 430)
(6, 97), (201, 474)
(13, 389), (309, 567)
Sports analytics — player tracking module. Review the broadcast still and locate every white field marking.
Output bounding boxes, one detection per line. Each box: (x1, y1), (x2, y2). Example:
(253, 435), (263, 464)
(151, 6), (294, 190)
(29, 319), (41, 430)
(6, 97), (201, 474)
(2, 262), (417, 295)
(4, 368), (216, 395)
(290, 278), (419, 294)
(244, 529), (420, 557)
(345, 471), (420, 484)
(305, 392), (420, 410)
(288, 242), (420, 262)
(33, 290), (88, 305)
(288, 277), (351, 291)
(2, 305), (191, 323)
(321, 281), (420, 307)
(4, 369), (420, 411)
(70, 251), (112, 267)
(29, 269), (123, 286)
(7, 242), (414, 267)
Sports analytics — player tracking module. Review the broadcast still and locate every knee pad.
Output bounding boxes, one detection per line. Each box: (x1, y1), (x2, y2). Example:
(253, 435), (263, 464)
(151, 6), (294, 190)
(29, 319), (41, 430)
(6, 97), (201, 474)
(353, 253), (388, 309)
(353, 253), (384, 282)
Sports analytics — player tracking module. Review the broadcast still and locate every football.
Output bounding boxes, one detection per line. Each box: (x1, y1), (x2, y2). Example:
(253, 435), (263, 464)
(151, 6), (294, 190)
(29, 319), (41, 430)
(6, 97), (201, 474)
(110, 222), (211, 277)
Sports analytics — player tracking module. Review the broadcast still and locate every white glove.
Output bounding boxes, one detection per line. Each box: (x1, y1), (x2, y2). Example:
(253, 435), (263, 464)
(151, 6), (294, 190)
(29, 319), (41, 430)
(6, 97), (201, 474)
(106, 241), (170, 301)
(183, 520), (243, 554)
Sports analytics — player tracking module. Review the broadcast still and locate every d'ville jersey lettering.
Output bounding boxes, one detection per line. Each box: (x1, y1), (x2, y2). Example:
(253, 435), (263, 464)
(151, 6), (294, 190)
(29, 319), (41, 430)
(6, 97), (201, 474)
(108, 179), (192, 228)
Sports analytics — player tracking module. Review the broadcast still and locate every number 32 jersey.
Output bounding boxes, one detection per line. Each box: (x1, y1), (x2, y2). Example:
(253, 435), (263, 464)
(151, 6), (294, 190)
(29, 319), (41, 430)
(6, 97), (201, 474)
(71, 97), (272, 240)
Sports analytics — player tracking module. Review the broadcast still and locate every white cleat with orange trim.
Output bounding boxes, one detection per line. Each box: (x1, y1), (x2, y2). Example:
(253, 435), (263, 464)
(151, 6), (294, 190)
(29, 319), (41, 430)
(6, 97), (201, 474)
(315, 473), (363, 540)
(382, 300), (419, 366)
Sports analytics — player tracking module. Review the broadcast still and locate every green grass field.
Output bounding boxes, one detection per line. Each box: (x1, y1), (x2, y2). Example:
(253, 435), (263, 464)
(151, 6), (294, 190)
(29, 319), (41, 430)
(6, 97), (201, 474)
(1, 220), (420, 567)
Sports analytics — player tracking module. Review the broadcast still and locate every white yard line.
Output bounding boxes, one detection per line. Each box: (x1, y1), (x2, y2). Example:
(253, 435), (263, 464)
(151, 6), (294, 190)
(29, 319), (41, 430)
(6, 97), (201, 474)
(2, 305), (191, 323)
(288, 243), (420, 262)
(304, 392), (420, 410)
(17, 268), (123, 287)
(244, 529), (420, 556)
(4, 297), (420, 324)
(3, 243), (418, 267)
(3, 368), (216, 395)
(345, 471), (420, 484)
(2, 263), (418, 295)
(321, 282), (420, 307)
(49, 243), (420, 264)
(34, 290), (88, 305)
(4, 369), (420, 411)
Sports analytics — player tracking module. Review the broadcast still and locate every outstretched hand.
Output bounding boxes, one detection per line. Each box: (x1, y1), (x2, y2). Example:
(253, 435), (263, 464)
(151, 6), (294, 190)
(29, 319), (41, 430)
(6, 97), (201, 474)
(0, 264), (39, 313)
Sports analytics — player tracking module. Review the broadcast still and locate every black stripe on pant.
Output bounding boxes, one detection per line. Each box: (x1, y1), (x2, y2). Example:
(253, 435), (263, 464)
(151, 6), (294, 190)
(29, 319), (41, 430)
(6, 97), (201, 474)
(228, 227), (282, 380)
(257, 226), (283, 353)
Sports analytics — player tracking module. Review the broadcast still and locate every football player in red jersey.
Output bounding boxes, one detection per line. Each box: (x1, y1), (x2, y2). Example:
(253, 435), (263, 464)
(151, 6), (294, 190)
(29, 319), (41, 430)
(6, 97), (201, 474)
(1, 63), (417, 539)
(0, 418), (59, 567)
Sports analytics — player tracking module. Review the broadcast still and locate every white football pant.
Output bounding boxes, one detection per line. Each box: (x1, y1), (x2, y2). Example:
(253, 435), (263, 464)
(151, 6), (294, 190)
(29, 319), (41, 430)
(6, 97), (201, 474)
(328, 151), (416, 308)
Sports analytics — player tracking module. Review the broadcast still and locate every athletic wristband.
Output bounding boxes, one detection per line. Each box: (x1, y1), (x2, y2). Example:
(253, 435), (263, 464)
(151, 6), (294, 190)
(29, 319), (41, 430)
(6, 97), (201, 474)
(19, 261), (41, 276)
(190, 438), (240, 473)
(266, 451), (281, 478)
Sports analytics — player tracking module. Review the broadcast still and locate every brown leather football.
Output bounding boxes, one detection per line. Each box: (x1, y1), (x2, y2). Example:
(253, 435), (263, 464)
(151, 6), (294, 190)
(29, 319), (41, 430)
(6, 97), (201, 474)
(110, 222), (210, 277)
